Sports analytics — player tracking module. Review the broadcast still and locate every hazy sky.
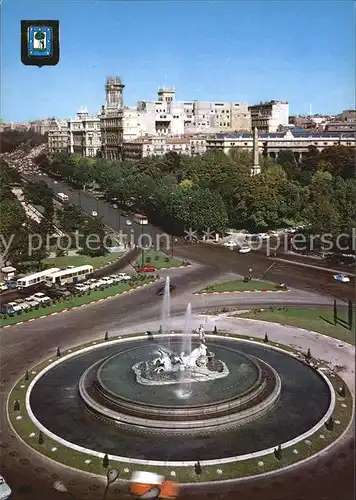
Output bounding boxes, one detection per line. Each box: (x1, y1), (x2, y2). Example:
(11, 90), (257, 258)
(2, 0), (355, 121)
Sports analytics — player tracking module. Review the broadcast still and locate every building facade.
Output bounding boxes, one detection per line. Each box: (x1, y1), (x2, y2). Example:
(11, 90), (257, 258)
(67, 108), (101, 157)
(248, 100), (289, 133)
(206, 130), (355, 162)
(48, 119), (69, 153)
(100, 76), (125, 159)
(122, 136), (197, 160)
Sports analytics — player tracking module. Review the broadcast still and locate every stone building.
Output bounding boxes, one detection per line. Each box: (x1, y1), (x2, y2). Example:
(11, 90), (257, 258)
(100, 76), (125, 159)
(206, 130), (355, 162)
(47, 119), (69, 153)
(67, 108), (101, 157)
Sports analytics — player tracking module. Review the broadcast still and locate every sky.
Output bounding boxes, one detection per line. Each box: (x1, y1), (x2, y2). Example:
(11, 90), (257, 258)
(1, 0), (355, 121)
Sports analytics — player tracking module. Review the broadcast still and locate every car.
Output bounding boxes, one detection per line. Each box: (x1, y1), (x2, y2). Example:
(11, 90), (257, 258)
(156, 284), (176, 296)
(333, 274), (350, 283)
(125, 219), (132, 226)
(91, 211), (98, 217)
(117, 272), (131, 281)
(223, 240), (237, 247)
(100, 276), (114, 285)
(112, 204), (118, 209)
(14, 299), (31, 311)
(75, 283), (89, 292)
(4, 302), (22, 313)
(136, 265), (156, 272)
(23, 298), (41, 308)
(31, 292), (52, 304)
(0, 474), (12, 500)
(239, 246), (251, 253)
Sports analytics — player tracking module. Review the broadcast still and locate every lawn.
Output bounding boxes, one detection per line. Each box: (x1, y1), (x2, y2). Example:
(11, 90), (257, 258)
(239, 307), (356, 346)
(135, 249), (183, 269)
(1, 278), (154, 327)
(43, 252), (123, 270)
(200, 279), (279, 293)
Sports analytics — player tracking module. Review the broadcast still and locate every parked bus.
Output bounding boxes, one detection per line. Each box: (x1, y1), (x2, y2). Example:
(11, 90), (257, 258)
(45, 265), (94, 286)
(56, 192), (69, 202)
(134, 213), (148, 225)
(17, 268), (61, 289)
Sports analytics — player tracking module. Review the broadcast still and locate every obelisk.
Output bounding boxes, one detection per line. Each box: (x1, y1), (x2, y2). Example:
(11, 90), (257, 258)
(250, 127), (261, 176)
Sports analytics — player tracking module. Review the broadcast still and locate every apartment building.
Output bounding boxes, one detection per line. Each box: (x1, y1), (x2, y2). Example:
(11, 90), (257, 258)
(48, 119), (69, 153)
(248, 100), (289, 133)
(122, 136), (195, 159)
(68, 108), (101, 157)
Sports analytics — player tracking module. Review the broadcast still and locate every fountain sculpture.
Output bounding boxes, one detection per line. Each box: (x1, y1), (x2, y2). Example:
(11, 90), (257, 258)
(132, 279), (229, 388)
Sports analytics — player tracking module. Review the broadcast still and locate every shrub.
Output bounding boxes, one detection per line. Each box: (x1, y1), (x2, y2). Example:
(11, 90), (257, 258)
(146, 256), (151, 263)
(164, 257), (169, 262)
(154, 255), (160, 260)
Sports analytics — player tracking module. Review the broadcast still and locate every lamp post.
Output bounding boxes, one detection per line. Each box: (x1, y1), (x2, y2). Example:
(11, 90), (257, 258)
(102, 468), (120, 500)
(53, 481), (77, 499)
(141, 221), (144, 268)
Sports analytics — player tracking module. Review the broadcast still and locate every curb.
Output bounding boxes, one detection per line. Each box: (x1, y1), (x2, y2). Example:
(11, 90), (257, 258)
(1, 282), (153, 330)
(194, 289), (290, 296)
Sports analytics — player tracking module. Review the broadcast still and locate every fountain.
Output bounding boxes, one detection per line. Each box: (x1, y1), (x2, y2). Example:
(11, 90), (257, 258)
(160, 276), (171, 348)
(177, 303), (193, 399)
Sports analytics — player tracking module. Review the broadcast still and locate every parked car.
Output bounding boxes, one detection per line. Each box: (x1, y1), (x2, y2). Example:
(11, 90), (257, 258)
(125, 219), (132, 226)
(136, 265), (156, 272)
(6, 301), (23, 313)
(100, 276), (114, 285)
(91, 210), (98, 217)
(31, 292), (52, 305)
(112, 204), (118, 209)
(14, 299), (31, 311)
(0, 282), (7, 292)
(24, 297), (41, 308)
(117, 272), (131, 281)
(333, 274), (350, 283)
(75, 283), (89, 292)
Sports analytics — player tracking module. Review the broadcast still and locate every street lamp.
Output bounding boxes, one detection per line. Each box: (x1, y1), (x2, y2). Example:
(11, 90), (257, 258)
(53, 481), (77, 499)
(102, 467), (120, 500)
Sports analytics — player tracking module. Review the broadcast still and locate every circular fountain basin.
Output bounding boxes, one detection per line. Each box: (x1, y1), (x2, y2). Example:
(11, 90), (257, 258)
(79, 340), (281, 433)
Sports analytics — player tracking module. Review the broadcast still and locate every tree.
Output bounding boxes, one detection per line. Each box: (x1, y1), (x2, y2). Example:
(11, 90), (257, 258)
(35, 31), (46, 49)
(56, 346), (61, 357)
(325, 417), (334, 431)
(80, 216), (107, 257)
(25, 370), (29, 381)
(213, 325), (218, 334)
(14, 400), (20, 411)
(306, 348), (311, 360)
(104, 331), (109, 341)
(333, 300), (337, 325)
(264, 332), (269, 343)
(274, 444), (282, 460)
(38, 431), (44, 445)
(194, 461), (202, 475)
(102, 453), (109, 468)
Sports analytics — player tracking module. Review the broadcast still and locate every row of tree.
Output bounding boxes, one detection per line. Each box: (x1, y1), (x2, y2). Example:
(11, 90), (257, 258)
(35, 146), (355, 245)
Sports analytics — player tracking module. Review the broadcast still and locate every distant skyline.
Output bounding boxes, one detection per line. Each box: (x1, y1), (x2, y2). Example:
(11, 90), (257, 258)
(2, 0), (355, 121)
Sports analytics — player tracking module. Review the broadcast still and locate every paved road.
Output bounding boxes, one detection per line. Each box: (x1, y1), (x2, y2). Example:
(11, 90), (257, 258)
(27, 174), (171, 247)
(0, 259), (354, 500)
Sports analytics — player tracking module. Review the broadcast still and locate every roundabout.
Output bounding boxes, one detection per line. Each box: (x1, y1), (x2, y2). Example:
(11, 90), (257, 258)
(1, 258), (355, 500)
(8, 329), (352, 484)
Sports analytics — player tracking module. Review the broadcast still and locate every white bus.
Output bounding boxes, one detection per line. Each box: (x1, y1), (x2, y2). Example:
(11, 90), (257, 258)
(17, 268), (61, 289)
(56, 192), (69, 202)
(134, 213), (148, 225)
(45, 265), (94, 286)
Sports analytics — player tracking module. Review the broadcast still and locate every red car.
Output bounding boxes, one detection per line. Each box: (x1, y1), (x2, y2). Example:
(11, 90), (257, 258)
(136, 265), (156, 272)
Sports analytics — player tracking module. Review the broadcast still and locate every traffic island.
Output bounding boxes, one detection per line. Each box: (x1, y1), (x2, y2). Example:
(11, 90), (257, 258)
(196, 279), (288, 294)
(134, 249), (184, 269)
(238, 307), (356, 346)
(7, 332), (353, 484)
